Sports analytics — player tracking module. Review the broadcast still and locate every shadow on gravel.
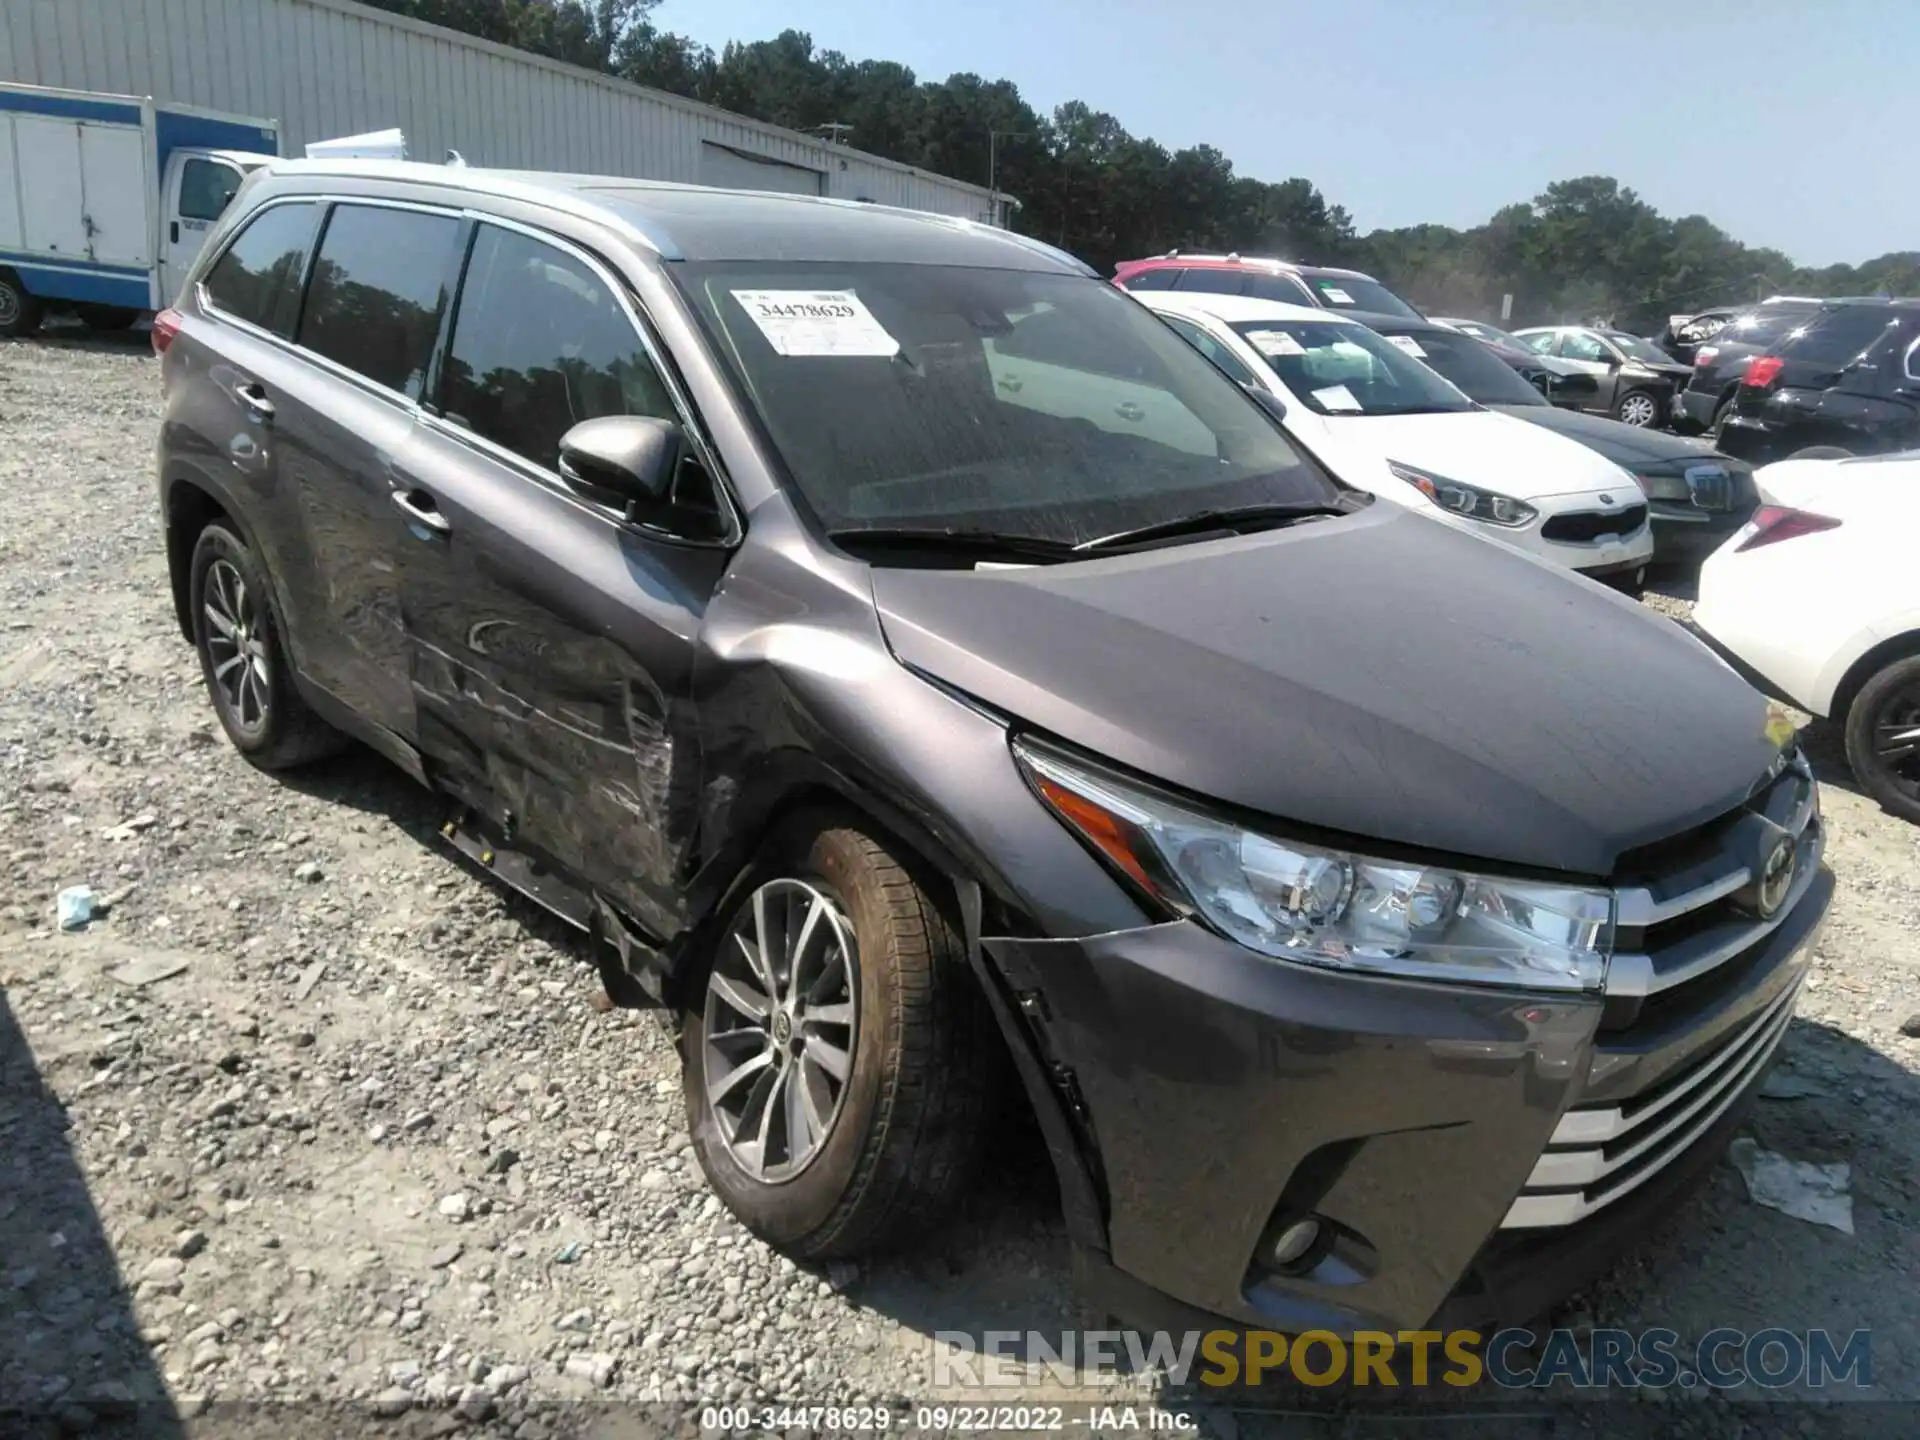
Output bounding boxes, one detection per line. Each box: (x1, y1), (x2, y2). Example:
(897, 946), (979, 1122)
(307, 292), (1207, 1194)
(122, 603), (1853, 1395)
(1799, 717), (1871, 804)
(269, 743), (620, 961)
(0, 988), (184, 1438)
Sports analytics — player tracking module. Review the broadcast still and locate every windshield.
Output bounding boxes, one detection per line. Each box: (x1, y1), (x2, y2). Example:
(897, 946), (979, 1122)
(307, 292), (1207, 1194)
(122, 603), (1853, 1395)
(1375, 327), (1546, 406)
(1453, 320), (1526, 350)
(1605, 332), (1676, 365)
(1228, 319), (1476, 416)
(671, 262), (1339, 544)
(1305, 274), (1422, 319)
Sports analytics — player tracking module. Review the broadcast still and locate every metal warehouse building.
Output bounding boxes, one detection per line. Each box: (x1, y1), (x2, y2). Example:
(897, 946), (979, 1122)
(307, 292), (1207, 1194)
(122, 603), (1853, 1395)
(0, 0), (1012, 222)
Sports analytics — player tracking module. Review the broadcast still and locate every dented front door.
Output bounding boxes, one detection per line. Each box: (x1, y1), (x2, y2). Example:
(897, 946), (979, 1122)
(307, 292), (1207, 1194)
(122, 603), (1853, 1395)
(391, 220), (730, 936)
(391, 425), (727, 936)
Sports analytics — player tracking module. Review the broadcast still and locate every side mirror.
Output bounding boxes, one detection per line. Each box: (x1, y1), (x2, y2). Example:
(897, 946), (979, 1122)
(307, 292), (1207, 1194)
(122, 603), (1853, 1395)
(558, 415), (681, 517)
(1243, 384), (1288, 421)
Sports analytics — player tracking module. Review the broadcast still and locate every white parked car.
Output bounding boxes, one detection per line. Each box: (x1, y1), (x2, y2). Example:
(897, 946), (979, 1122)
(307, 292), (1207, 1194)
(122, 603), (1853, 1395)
(1136, 292), (1653, 586)
(1694, 451), (1920, 823)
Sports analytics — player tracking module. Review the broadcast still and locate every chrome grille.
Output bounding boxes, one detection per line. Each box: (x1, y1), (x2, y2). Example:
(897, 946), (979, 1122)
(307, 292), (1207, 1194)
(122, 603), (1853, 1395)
(1500, 749), (1820, 1231)
(1606, 750), (1820, 1001)
(1502, 974), (1801, 1228)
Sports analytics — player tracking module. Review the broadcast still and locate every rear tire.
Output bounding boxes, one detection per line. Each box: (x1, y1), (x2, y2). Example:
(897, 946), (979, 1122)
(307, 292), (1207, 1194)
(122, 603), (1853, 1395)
(1613, 389), (1661, 427)
(681, 817), (1002, 1258)
(189, 524), (346, 770)
(0, 271), (42, 338)
(1843, 655), (1920, 825)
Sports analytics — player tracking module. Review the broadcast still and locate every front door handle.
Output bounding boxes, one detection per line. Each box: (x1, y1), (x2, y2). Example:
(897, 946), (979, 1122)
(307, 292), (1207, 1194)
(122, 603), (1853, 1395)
(391, 488), (451, 536)
(170, 220), (180, 244)
(234, 381), (274, 420)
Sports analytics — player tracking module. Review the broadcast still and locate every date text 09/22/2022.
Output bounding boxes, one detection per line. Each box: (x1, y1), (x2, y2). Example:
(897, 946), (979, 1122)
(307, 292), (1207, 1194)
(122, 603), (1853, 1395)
(697, 1407), (1196, 1433)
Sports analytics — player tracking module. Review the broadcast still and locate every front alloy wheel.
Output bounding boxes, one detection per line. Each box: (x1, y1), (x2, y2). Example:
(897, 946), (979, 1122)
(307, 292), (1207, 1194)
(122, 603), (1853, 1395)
(702, 879), (858, 1183)
(680, 819), (1001, 1258)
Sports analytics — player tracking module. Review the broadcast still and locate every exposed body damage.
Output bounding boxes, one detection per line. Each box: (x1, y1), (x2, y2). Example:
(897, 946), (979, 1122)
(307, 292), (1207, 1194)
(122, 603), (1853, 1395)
(157, 160), (1833, 1337)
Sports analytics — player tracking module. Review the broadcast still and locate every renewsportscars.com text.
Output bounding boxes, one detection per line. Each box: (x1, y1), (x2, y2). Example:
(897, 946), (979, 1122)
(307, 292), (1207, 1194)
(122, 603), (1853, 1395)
(932, 1327), (1873, 1390)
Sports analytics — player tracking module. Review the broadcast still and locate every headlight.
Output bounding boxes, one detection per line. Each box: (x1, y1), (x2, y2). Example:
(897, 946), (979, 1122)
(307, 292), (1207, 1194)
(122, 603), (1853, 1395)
(1015, 739), (1613, 992)
(1388, 461), (1538, 528)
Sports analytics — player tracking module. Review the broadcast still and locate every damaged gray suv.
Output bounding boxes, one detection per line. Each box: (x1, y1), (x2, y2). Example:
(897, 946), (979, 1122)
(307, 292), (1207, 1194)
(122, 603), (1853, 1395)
(155, 161), (1831, 1335)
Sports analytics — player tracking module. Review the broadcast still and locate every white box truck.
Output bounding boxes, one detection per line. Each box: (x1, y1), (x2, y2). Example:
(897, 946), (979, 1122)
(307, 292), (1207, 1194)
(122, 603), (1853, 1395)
(0, 83), (280, 337)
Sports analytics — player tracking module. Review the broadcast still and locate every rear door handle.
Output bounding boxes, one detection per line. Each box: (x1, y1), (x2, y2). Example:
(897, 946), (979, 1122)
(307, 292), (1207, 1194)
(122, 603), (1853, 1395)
(391, 488), (451, 536)
(234, 381), (274, 420)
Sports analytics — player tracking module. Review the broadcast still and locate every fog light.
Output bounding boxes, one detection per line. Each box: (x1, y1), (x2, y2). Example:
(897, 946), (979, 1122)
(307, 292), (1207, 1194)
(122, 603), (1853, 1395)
(1270, 1218), (1321, 1268)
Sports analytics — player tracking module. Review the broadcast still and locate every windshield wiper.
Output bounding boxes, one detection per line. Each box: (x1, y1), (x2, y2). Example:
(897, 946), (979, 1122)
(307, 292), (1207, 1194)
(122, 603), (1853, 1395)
(1073, 501), (1353, 553)
(826, 526), (1079, 562)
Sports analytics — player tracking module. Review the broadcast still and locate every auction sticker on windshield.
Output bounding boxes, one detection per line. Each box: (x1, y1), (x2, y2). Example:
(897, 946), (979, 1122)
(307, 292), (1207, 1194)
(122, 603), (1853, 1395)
(1384, 335), (1428, 357)
(1312, 384), (1363, 412)
(1246, 329), (1306, 357)
(730, 290), (901, 357)
(1318, 286), (1356, 305)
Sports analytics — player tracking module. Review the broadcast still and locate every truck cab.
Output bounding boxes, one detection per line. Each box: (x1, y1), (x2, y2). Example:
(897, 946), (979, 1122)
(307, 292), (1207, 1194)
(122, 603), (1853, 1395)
(0, 83), (278, 336)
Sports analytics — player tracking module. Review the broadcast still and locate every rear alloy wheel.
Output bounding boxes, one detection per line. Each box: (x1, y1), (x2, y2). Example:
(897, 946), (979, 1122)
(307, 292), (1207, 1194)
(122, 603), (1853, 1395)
(1614, 389), (1661, 427)
(681, 820), (1001, 1258)
(1845, 656), (1920, 825)
(189, 524), (346, 770)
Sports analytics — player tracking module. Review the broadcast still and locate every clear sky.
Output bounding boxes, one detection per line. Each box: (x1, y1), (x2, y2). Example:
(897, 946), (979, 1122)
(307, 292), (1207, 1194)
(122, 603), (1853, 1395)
(653, 0), (1909, 267)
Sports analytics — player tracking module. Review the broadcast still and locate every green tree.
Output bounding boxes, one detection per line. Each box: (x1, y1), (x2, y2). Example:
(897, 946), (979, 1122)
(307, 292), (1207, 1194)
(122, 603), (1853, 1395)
(364, 1), (1912, 322)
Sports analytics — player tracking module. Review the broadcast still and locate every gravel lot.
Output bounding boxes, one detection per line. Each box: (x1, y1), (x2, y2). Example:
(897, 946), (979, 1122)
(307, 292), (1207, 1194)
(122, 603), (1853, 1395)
(2, 332), (1917, 1437)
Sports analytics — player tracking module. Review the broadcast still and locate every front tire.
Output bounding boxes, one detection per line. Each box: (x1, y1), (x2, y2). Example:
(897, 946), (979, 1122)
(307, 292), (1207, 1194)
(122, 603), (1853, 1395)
(189, 524), (345, 770)
(682, 818), (1001, 1258)
(1844, 655), (1920, 825)
(1614, 389), (1661, 427)
(0, 271), (42, 338)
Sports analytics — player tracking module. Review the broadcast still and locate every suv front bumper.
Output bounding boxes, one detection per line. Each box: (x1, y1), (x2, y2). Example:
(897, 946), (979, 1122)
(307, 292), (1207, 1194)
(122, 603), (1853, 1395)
(983, 862), (1831, 1335)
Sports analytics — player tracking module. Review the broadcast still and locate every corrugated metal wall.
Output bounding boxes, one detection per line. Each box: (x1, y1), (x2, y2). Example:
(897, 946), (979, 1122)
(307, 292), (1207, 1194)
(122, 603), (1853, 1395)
(0, 0), (1007, 221)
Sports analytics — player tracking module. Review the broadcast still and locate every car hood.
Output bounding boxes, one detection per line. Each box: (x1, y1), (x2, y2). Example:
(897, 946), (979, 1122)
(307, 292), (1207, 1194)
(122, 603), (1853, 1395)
(871, 504), (1781, 876)
(1319, 409), (1635, 501)
(1634, 361), (1695, 383)
(1491, 403), (1725, 472)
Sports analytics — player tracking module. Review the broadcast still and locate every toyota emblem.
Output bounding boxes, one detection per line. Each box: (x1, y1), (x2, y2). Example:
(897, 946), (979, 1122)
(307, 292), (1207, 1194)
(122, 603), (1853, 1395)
(1755, 837), (1798, 919)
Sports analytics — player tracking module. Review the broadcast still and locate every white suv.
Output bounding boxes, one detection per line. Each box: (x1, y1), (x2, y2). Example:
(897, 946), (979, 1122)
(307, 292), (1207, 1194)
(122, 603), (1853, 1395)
(1138, 291), (1654, 586)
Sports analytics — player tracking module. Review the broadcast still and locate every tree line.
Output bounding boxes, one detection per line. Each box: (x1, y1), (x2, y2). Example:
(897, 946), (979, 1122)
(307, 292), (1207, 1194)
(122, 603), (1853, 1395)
(364, 0), (1919, 332)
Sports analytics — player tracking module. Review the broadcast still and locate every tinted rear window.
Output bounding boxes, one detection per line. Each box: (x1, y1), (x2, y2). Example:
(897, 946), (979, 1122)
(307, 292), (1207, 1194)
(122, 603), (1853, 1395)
(1174, 269), (1246, 296)
(298, 204), (463, 399)
(1120, 268), (1178, 291)
(1242, 272), (1316, 305)
(1780, 307), (1901, 366)
(200, 202), (320, 338)
(1304, 274), (1421, 319)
